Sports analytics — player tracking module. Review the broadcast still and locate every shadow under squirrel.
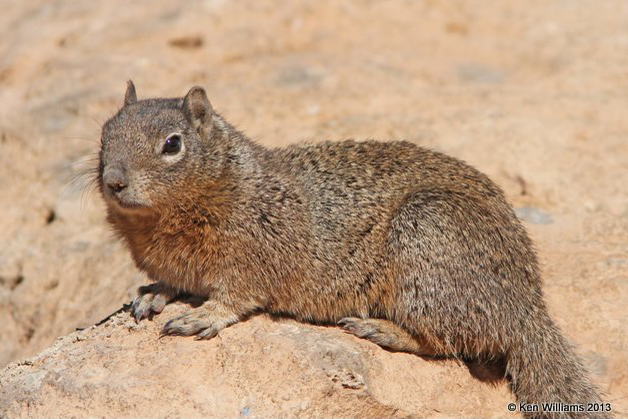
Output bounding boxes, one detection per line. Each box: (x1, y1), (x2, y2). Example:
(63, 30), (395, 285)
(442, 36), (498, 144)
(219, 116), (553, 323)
(97, 81), (605, 418)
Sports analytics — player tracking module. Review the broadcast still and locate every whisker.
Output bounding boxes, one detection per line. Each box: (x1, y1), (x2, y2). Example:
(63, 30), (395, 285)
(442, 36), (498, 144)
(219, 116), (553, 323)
(66, 136), (102, 147)
(88, 116), (103, 130)
(60, 149), (102, 213)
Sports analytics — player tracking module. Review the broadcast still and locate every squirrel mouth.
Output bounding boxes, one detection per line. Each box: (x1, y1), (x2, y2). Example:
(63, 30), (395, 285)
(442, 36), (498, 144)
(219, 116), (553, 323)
(112, 198), (143, 210)
(102, 189), (148, 213)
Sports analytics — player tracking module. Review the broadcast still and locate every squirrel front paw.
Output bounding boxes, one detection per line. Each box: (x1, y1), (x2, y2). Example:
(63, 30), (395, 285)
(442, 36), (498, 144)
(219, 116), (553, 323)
(131, 283), (175, 322)
(160, 301), (239, 340)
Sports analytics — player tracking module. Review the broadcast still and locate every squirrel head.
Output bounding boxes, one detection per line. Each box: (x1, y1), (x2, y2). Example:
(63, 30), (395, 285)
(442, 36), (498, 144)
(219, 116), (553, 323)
(99, 81), (223, 215)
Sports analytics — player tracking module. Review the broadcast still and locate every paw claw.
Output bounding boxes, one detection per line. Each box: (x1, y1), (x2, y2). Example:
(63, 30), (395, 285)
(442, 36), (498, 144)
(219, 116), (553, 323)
(162, 319), (174, 332)
(339, 317), (378, 338)
(160, 307), (225, 339)
(150, 295), (167, 314)
(159, 325), (172, 338)
(132, 302), (150, 323)
(131, 298), (139, 312)
(338, 317), (360, 333)
(131, 286), (175, 323)
(196, 327), (218, 340)
(160, 326), (179, 337)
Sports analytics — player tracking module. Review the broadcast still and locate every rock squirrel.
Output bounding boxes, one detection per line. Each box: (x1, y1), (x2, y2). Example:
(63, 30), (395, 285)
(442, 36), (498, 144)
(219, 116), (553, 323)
(97, 81), (606, 419)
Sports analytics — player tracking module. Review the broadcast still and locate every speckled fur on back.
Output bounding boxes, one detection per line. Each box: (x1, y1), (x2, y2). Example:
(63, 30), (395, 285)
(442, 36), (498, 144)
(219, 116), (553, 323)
(98, 82), (606, 419)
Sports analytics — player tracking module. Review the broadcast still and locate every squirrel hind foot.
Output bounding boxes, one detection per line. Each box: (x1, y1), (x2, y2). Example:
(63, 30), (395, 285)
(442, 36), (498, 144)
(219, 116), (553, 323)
(338, 317), (437, 357)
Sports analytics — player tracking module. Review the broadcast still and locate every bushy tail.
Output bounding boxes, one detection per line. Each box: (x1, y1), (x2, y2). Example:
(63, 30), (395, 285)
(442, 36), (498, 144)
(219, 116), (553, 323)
(506, 315), (608, 419)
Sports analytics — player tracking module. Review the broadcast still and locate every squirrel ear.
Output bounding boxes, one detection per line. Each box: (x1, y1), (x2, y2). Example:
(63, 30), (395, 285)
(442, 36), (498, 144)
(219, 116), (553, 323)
(182, 86), (213, 133)
(124, 80), (137, 107)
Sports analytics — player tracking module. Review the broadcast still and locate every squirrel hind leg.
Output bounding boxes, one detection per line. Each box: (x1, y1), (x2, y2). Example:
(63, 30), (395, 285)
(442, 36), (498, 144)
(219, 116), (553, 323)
(338, 317), (438, 357)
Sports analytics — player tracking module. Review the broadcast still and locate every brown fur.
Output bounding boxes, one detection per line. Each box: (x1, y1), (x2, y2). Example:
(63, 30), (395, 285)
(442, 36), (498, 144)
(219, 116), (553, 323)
(98, 82), (606, 418)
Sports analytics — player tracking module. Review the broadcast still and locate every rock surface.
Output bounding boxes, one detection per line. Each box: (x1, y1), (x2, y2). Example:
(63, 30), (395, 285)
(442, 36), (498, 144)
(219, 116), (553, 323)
(0, 0), (626, 417)
(0, 304), (515, 418)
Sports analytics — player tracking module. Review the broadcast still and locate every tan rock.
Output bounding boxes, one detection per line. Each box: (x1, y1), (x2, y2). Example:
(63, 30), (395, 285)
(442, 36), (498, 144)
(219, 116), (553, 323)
(0, 304), (515, 418)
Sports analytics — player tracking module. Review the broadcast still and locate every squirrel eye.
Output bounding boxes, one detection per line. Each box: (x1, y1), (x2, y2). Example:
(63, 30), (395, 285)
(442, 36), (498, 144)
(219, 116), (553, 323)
(162, 134), (181, 155)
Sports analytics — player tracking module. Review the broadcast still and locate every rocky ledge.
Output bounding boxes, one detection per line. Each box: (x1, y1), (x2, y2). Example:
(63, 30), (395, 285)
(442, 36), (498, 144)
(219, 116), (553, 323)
(0, 302), (515, 418)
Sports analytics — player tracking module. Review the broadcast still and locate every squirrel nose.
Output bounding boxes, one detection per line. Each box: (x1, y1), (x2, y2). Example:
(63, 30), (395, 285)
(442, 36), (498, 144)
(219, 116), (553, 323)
(103, 167), (128, 194)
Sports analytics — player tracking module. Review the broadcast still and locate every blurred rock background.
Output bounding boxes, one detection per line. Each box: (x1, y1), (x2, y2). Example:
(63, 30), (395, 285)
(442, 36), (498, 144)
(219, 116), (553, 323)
(0, 0), (626, 416)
